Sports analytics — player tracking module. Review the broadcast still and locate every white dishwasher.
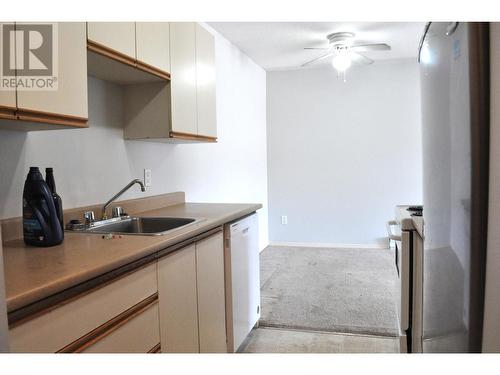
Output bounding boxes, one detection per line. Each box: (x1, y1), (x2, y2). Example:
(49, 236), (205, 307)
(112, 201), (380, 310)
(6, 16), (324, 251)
(224, 213), (260, 352)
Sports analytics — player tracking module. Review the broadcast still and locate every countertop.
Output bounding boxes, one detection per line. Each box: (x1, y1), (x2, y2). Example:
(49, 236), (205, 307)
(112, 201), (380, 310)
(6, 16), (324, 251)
(2, 202), (261, 312)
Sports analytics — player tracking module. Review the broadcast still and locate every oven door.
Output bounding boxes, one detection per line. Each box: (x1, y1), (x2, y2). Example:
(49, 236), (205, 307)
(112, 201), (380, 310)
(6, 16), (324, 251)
(387, 220), (410, 351)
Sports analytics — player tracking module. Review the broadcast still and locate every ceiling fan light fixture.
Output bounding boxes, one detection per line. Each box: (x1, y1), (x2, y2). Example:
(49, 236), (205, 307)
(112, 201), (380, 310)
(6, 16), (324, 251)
(331, 48), (352, 72)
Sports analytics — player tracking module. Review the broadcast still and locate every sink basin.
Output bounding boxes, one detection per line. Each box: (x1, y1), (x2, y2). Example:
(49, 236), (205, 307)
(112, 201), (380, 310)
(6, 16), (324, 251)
(71, 216), (204, 236)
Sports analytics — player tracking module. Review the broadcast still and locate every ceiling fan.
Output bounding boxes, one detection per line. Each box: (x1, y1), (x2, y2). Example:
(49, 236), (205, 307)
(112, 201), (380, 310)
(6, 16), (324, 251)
(301, 32), (391, 76)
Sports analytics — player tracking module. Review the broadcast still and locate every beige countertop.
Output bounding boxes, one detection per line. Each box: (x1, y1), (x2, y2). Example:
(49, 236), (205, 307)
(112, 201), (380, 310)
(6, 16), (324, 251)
(2, 202), (261, 312)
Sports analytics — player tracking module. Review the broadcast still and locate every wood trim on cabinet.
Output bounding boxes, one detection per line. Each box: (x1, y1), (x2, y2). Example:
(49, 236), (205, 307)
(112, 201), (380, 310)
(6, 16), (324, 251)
(8, 254), (158, 327)
(57, 293), (159, 353)
(148, 343), (161, 353)
(17, 108), (88, 128)
(0, 105), (17, 120)
(87, 39), (136, 67)
(169, 131), (217, 143)
(136, 60), (171, 80)
(88, 39), (171, 81)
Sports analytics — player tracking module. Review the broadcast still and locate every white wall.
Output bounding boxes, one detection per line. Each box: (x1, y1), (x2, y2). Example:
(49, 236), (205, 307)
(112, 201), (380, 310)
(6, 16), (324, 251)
(0, 30), (269, 250)
(267, 61), (422, 246)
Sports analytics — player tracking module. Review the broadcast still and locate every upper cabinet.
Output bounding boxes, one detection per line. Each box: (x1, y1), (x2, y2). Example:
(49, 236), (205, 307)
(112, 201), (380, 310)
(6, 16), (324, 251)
(124, 22), (217, 143)
(87, 22), (136, 61)
(87, 22), (170, 82)
(170, 22), (198, 136)
(0, 22), (88, 130)
(136, 22), (170, 74)
(0, 22), (215, 139)
(195, 23), (217, 139)
(17, 22), (88, 126)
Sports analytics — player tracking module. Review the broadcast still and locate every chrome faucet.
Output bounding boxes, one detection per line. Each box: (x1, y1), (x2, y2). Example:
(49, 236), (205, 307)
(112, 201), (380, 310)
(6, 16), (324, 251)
(101, 179), (146, 219)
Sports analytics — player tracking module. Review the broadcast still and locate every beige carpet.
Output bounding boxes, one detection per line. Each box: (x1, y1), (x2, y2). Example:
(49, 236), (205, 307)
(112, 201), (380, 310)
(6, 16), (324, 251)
(259, 246), (400, 336)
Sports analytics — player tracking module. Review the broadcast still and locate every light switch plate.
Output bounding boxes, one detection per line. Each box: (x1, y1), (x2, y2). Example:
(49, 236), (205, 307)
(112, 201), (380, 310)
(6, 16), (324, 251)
(281, 215), (288, 225)
(144, 169), (152, 187)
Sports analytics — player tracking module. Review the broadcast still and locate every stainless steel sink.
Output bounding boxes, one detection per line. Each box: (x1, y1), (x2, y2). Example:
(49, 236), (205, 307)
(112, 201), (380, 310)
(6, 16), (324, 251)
(68, 216), (205, 236)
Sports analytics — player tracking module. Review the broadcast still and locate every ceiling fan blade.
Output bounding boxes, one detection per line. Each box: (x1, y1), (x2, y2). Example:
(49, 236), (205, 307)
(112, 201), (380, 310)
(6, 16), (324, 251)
(351, 43), (391, 52)
(301, 52), (334, 67)
(350, 52), (374, 65)
(303, 47), (330, 50)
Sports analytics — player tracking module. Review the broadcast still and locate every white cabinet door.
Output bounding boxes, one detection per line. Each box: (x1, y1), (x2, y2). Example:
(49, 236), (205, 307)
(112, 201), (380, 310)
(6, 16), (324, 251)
(196, 231), (227, 353)
(169, 22), (197, 135)
(16, 22), (88, 120)
(136, 22), (170, 73)
(195, 24), (217, 138)
(87, 22), (136, 59)
(0, 23), (16, 119)
(157, 244), (199, 353)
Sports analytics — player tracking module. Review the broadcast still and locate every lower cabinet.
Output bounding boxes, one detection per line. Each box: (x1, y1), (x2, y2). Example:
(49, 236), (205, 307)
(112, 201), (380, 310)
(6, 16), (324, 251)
(157, 231), (227, 353)
(157, 243), (199, 352)
(196, 232), (227, 352)
(80, 299), (160, 353)
(8, 229), (228, 353)
(9, 263), (158, 353)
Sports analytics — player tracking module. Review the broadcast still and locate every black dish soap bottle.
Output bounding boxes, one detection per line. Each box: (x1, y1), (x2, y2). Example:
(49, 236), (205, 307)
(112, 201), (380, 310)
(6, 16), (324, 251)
(45, 167), (64, 237)
(23, 167), (64, 247)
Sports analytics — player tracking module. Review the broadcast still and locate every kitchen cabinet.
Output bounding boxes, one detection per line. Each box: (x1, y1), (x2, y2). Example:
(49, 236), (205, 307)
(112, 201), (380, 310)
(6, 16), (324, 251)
(80, 299), (160, 353)
(0, 22), (88, 130)
(170, 22), (198, 136)
(87, 22), (170, 82)
(136, 22), (170, 74)
(87, 22), (136, 61)
(9, 263), (158, 353)
(0, 90), (16, 120)
(195, 23), (217, 138)
(123, 22), (217, 142)
(157, 231), (227, 353)
(195, 231), (227, 352)
(0, 23), (17, 120)
(16, 22), (88, 126)
(157, 244), (199, 353)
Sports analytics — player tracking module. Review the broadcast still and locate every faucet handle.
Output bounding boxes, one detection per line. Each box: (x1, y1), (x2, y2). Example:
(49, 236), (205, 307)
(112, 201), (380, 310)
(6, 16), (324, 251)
(112, 206), (124, 218)
(84, 211), (95, 225)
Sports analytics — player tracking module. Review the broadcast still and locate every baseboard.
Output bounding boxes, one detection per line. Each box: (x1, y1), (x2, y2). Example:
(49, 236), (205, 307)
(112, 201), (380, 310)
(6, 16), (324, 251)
(268, 241), (389, 250)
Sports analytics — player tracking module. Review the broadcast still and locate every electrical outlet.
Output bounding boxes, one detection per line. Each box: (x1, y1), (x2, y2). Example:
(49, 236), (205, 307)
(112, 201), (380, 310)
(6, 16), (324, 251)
(144, 169), (152, 187)
(281, 215), (288, 225)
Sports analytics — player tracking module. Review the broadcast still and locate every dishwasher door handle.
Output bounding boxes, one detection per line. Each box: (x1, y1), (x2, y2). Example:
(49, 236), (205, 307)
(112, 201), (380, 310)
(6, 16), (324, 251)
(386, 220), (402, 241)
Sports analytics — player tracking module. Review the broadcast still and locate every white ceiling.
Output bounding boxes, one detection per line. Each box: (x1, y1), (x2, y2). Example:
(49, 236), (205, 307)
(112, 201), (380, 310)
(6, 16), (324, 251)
(208, 22), (425, 71)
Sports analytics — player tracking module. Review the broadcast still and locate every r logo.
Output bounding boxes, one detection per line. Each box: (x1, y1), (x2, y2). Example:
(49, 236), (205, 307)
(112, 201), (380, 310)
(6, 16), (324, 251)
(2, 24), (53, 76)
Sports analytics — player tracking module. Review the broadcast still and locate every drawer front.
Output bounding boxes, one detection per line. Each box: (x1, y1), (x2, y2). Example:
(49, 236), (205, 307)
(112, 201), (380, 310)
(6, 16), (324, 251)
(81, 301), (160, 353)
(10, 262), (157, 352)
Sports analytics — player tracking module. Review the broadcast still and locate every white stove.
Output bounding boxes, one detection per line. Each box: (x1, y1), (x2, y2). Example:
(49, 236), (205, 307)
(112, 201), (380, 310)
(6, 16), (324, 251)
(387, 205), (424, 353)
